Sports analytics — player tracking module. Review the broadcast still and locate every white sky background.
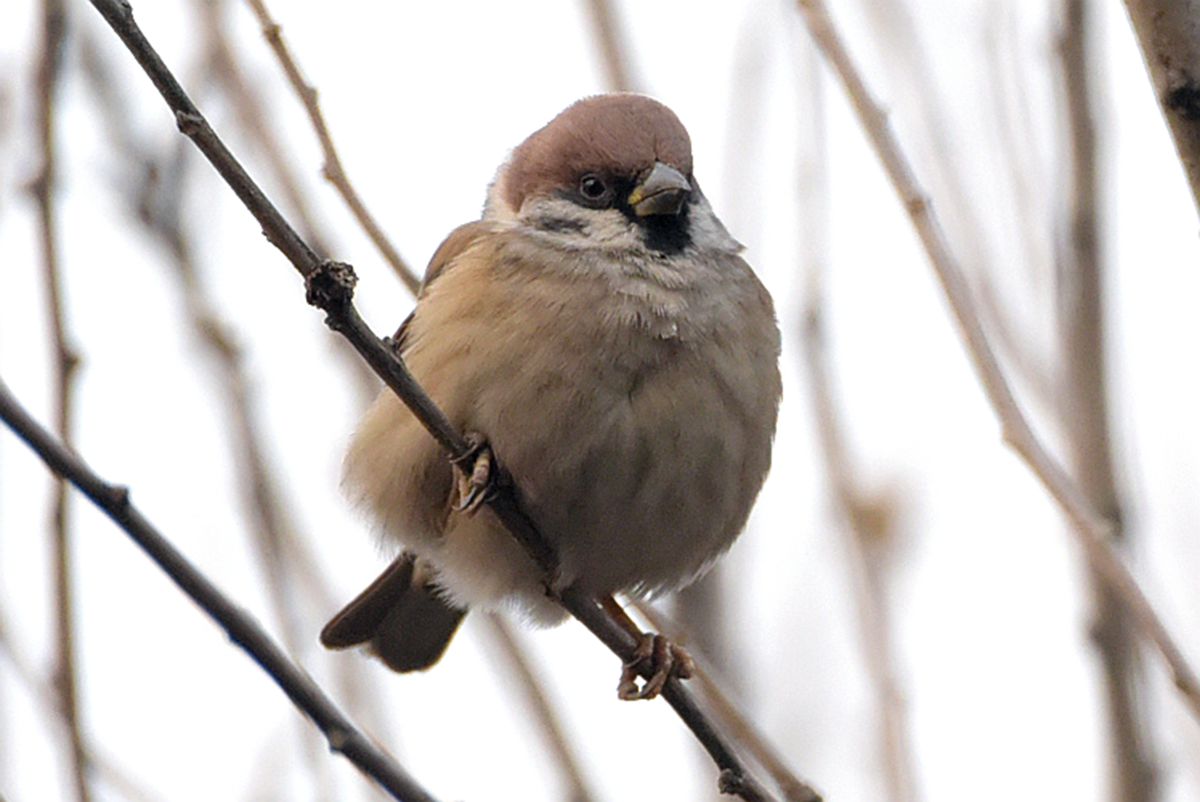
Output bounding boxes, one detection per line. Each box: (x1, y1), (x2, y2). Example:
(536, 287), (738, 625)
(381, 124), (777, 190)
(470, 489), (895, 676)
(2, 1), (1200, 801)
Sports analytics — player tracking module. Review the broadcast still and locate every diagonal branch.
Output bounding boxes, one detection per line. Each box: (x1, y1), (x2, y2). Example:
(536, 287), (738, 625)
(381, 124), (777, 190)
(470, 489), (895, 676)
(77, 1), (807, 798)
(0, 377), (439, 802)
(795, 0), (1200, 723)
(30, 1), (91, 800)
(1120, 0), (1200, 219)
(240, 0), (421, 294)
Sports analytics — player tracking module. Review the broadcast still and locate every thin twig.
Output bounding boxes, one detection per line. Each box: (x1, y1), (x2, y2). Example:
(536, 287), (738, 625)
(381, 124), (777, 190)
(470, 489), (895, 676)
(0, 378), (439, 802)
(1120, 0), (1200, 219)
(581, 0), (638, 92)
(81, 2), (797, 797)
(795, 32), (918, 802)
(239, 0), (420, 294)
(30, 2), (91, 800)
(633, 603), (821, 802)
(1058, 3), (1159, 799)
(481, 617), (598, 802)
(0, 611), (164, 802)
(796, 0), (1200, 723)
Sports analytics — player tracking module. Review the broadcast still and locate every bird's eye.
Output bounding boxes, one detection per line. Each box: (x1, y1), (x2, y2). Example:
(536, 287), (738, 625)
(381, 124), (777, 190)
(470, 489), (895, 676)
(578, 174), (610, 203)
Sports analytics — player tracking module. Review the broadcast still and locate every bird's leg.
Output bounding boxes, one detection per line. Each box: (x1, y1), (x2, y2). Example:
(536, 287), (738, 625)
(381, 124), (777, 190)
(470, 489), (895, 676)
(601, 595), (695, 701)
(450, 432), (498, 514)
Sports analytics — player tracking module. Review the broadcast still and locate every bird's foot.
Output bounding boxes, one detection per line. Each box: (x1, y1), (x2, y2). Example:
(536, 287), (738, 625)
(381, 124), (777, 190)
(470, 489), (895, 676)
(617, 632), (695, 701)
(451, 432), (497, 514)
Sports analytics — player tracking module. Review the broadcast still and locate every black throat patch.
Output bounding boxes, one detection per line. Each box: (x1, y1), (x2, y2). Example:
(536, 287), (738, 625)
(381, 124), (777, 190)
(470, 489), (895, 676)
(636, 203), (692, 255)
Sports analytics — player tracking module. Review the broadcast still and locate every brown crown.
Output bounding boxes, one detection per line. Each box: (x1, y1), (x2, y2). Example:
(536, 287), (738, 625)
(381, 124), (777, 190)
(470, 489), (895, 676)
(503, 94), (693, 211)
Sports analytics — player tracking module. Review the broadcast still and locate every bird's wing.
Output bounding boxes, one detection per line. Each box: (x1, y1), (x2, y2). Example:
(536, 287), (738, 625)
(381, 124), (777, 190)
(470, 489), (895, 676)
(389, 220), (500, 353)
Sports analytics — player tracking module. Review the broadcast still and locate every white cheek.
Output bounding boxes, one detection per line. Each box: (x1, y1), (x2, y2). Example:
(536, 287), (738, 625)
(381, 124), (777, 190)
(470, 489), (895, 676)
(688, 194), (743, 254)
(584, 210), (644, 247)
(517, 196), (644, 251)
(483, 164), (519, 222)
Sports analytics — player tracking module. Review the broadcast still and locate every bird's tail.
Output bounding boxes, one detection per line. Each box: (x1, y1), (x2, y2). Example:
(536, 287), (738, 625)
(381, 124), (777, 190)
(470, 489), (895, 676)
(321, 553), (466, 673)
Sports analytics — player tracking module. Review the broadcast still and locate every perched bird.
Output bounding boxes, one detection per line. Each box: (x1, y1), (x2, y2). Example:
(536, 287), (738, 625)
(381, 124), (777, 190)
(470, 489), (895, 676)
(321, 94), (781, 697)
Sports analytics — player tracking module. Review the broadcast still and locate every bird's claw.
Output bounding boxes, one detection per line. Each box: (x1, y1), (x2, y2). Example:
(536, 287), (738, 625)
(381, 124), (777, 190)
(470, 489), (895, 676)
(617, 633), (695, 701)
(451, 433), (497, 515)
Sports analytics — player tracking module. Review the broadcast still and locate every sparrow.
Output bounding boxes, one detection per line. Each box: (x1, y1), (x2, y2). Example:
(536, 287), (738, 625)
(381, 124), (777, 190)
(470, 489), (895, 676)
(321, 93), (781, 698)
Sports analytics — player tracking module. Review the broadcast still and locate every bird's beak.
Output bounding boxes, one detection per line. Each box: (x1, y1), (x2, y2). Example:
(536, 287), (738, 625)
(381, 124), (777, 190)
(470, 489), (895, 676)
(628, 162), (691, 217)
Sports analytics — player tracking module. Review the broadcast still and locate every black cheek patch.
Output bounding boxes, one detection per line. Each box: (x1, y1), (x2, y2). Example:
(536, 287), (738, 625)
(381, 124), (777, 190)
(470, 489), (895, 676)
(536, 216), (589, 234)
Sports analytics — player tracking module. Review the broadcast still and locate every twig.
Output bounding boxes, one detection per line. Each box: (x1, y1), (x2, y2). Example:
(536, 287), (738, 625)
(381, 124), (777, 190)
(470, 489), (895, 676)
(481, 616), (597, 802)
(0, 377), (440, 802)
(0, 611), (164, 802)
(30, 2), (91, 800)
(796, 0), (1200, 723)
(240, 0), (420, 294)
(581, 0), (638, 92)
(633, 603), (820, 802)
(82, 1), (796, 797)
(1058, 3), (1159, 799)
(795, 33), (918, 802)
(1120, 0), (1200, 218)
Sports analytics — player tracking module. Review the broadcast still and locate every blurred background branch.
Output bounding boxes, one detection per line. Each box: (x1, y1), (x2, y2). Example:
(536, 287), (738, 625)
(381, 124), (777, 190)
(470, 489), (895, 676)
(241, 0), (421, 294)
(30, 1), (91, 800)
(796, 27), (919, 802)
(796, 0), (1200, 725)
(581, 0), (638, 93)
(1057, 3), (1158, 800)
(0, 378), (441, 802)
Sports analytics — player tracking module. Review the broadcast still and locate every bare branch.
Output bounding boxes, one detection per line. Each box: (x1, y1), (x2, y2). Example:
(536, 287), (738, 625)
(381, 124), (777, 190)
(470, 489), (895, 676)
(30, 1), (91, 799)
(481, 617), (598, 802)
(1121, 0), (1200, 218)
(1058, 3), (1159, 799)
(240, 0), (421, 294)
(581, 0), (639, 92)
(75, 2), (804, 797)
(795, 0), (1200, 724)
(0, 378), (440, 802)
